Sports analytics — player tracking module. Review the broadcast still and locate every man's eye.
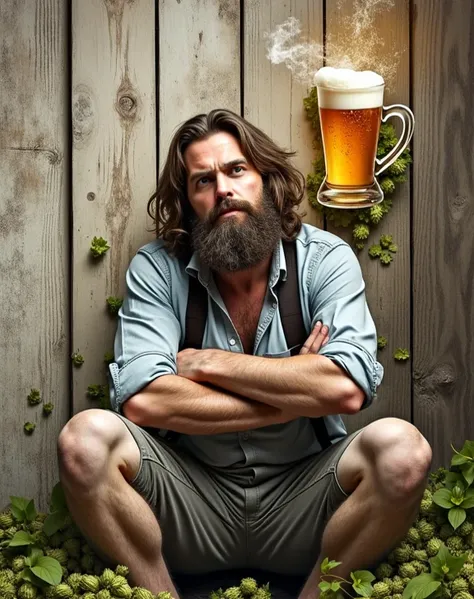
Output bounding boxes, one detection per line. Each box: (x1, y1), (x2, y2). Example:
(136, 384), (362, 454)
(198, 177), (210, 186)
(232, 166), (243, 174)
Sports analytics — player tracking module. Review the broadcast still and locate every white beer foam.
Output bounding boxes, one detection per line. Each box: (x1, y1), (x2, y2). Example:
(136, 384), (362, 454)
(315, 67), (384, 110)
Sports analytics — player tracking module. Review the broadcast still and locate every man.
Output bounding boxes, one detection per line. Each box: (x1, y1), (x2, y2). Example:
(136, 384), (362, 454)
(58, 109), (432, 599)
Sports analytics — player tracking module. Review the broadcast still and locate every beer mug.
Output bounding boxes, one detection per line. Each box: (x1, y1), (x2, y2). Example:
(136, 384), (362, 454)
(314, 67), (415, 209)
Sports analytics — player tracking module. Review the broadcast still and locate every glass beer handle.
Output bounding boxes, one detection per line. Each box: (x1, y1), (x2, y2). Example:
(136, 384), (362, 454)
(375, 104), (415, 177)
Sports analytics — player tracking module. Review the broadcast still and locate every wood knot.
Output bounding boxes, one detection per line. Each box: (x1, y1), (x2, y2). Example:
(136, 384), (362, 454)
(87, 192), (96, 202)
(116, 93), (137, 120)
(431, 363), (455, 386)
(72, 85), (95, 148)
(448, 193), (469, 223)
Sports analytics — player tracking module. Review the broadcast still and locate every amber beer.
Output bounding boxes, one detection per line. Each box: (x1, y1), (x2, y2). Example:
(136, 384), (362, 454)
(317, 81), (384, 189)
(320, 105), (382, 188)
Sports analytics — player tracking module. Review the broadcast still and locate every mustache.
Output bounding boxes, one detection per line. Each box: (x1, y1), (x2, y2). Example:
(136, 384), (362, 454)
(209, 199), (255, 225)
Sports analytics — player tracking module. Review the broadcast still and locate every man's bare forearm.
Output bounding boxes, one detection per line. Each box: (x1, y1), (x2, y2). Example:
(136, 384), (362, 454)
(123, 374), (297, 435)
(183, 349), (363, 417)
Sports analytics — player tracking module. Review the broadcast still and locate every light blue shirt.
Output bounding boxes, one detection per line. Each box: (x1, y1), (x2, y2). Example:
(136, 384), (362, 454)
(109, 223), (384, 468)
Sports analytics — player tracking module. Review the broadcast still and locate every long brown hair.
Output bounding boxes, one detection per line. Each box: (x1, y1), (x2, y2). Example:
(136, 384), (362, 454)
(147, 108), (306, 259)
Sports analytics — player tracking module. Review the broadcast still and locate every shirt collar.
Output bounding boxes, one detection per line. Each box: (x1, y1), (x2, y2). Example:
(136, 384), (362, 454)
(185, 238), (287, 288)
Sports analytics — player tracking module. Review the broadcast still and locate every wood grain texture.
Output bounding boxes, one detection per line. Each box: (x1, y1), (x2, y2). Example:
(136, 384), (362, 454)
(72, 0), (156, 413)
(243, 0), (324, 228)
(159, 0), (241, 166)
(325, 0), (412, 433)
(0, 0), (69, 512)
(412, 0), (474, 467)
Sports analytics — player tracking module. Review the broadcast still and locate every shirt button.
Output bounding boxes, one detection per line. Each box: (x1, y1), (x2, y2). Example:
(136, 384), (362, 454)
(272, 302), (277, 309)
(229, 338), (236, 346)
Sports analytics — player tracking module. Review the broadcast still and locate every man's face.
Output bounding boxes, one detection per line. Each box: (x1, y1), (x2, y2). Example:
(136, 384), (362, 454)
(184, 131), (281, 273)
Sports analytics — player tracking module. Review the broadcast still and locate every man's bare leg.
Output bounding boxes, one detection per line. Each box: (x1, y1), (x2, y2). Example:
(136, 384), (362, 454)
(58, 409), (180, 597)
(298, 418), (432, 599)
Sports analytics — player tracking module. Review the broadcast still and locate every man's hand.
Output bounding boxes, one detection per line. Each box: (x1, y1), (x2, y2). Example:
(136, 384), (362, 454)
(299, 321), (329, 355)
(176, 347), (211, 382)
(176, 321), (330, 380)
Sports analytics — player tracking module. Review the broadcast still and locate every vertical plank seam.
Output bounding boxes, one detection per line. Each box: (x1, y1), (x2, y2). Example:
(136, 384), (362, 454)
(409, 0), (415, 427)
(67, 0), (74, 419)
(156, 0), (160, 188)
(322, 0), (328, 233)
(240, 0), (244, 117)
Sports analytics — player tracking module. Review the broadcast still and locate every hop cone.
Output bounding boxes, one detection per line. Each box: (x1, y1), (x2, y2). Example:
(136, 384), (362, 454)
(427, 537), (444, 556)
(131, 588), (155, 599)
(0, 512), (14, 529)
(447, 536), (466, 552)
(115, 565), (130, 578)
(451, 578), (470, 593)
(100, 568), (116, 589)
(391, 576), (406, 594)
(453, 593), (474, 599)
(67, 573), (82, 593)
(110, 575), (132, 598)
(375, 562), (393, 580)
(394, 543), (413, 563)
(52, 583), (74, 598)
(63, 537), (81, 559)
(223, 586), (242, 599)
(97, 590), (112, 599)
(406, 527), (421, 545)
(399, 562), (417, 578)
(12, 555), (26, 572)
(18, 582), (38, 599)
(459, 522), (474, 538)
(371, 581), (391, 598)
(79, 574), (101, 593)
(240, 578), (258, 596)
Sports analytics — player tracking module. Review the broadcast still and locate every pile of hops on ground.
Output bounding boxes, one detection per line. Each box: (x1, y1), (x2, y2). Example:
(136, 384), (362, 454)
(0, 503), (273, 599)
(1, 467), (474, 599)
(371, 468), (474, 599)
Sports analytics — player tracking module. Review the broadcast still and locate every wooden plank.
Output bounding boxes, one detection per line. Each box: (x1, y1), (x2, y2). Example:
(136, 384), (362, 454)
(72, 0), (156, 413)
(243, 0), (324, 229)
(159, 0), (241, 164)
(325, 0), (412, 433)
(412, 0), (474, 467)
(0, 0), (69, 512)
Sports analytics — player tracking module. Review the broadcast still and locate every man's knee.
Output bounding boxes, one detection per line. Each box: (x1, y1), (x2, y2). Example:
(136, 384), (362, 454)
(359, 417), (432, 499)
(57, 409), (127, 487)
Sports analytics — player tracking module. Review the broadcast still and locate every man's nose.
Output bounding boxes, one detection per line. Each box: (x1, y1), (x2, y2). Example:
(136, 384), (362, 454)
(215, 173), (232, 198)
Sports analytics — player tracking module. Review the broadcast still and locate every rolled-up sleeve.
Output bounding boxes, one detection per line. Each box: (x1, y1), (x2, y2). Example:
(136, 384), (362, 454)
(108, 250), (181, 414)
(309, 242), (384, 408)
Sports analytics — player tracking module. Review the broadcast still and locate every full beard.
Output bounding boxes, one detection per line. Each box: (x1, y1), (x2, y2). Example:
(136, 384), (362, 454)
(190, 187), (282, 273)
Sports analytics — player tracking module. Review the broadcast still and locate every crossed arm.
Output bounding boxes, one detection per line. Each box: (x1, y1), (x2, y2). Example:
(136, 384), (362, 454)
(123, 322), (365, 435)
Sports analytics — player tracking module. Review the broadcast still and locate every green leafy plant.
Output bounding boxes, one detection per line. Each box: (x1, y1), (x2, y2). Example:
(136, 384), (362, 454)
(27, 389), (41, 406)
(23, 422), (36, 435)
(103, 352), (114, 366)
(304, 88), (412, 251)
(42, 403), (54, 416)
(394, 348), (410, 361)
(377, 336), (388, 350)
(71, 352), (84, 367)
(106, 296), (123, 316)
(319, 557), (376, 598)
(90, 236), (110, 258)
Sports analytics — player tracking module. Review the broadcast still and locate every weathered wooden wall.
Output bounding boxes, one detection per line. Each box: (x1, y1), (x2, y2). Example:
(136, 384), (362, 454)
(1, 0), (473, 512)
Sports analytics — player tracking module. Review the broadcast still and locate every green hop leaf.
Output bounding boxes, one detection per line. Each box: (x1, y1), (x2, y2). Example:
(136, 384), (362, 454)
(27, 389), (41, 406)
(90, 236), (110, 258)
(380, 250), (393, 265)
(394, 348), (410, 361)
(42, 402), (54, 416)
(368, 244), (383, 258)
(379, 234), (393, 248)
(402, 573), (440, 599)
(71, 351), (84, 367)
(106, 296), (123, 316)
(24, 422), (36, 435)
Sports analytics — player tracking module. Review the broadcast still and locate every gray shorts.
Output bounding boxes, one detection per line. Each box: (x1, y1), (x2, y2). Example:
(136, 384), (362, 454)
(110, 412), (362, 577)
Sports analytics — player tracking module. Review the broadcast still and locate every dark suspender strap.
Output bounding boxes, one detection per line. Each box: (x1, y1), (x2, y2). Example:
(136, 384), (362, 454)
(153, 274), (208, 443)
(279, 241), (332, 451)
(183, 274), (208, 349)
